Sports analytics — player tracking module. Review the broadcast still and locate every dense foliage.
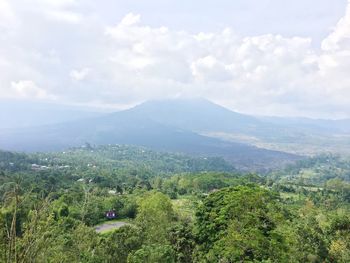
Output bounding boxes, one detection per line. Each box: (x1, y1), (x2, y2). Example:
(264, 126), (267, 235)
(1, 146), (350, 262)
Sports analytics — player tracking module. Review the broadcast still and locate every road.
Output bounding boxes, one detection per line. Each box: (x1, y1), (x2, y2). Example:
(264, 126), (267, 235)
(94, 221), (129, 233)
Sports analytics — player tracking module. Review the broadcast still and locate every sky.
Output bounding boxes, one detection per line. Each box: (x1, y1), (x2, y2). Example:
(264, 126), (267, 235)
(0, 0), (350, 118)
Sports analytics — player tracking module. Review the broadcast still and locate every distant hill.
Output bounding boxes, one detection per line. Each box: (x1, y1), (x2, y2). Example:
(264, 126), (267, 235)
(3, 98), (349, 170)
(129, 99), (264, 134)
(131, 99), (350, 142)
(0, 144), (236, 174)
(129, 99), (350, 155)
(0, 99), (301, 172)
(123, 99), (350, 155)
(3, 98), (350, 169)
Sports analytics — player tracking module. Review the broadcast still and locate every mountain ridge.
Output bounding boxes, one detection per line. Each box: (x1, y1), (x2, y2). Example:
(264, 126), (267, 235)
(0, 99), (302, 172)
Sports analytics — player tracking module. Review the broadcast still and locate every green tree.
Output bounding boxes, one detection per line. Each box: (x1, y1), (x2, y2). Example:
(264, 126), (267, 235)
(127, 244), (175, 263)
(194, 185), (291, 262)
(294, 201), (329, 262)
(168, 222), (195, 263)
(101, 225), (143, 263)
(328, 213), (350, 262)
(136, 192), (175, 244)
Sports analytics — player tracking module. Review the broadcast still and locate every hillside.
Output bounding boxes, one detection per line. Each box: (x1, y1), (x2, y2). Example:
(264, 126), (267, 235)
(0, 144), (235, 174)
(0, 100), (301, 172)
(130, 99), (350, 155)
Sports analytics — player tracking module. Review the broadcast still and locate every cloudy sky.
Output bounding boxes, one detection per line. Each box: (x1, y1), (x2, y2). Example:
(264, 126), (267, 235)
(1, 0), (350, 118)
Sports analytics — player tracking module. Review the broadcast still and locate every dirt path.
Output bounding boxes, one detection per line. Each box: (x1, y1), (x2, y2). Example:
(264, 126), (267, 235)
(94, 221), (129, 233)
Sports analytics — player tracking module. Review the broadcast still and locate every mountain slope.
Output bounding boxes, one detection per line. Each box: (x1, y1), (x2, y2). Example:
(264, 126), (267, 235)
(129, 99), (271, 135)
(131, 99), (350, 138)
(128, 99), (350, 155)
(0, 102), (300, 172)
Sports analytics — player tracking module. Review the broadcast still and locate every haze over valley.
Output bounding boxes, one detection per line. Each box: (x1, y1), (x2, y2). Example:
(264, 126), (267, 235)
(1, 99), (349, 168)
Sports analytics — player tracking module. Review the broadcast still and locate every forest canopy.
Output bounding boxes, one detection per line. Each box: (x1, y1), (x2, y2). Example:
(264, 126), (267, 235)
(1, 146), (350, 262)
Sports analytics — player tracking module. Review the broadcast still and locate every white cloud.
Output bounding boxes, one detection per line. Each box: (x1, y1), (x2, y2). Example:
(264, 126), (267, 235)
(120, 13), (141, 26)
(34, 0), (77, 8)
(101, 14), (320, 114)
(191, 56), (232, 82)
(21, 0), (82, 24)
(322, 0), (350, 51)
(1, 2), (350, 118)
(70, 68), (90, 81)
(0, 0), (18, 30)
(100, 10), (350, 118)
(313, 0), (350, 117)
(10, 80), (54, 99)
(45, 10), (82, 23)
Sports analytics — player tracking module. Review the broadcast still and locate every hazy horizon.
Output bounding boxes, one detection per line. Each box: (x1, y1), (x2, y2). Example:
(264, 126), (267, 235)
(2, 97), (350, 121)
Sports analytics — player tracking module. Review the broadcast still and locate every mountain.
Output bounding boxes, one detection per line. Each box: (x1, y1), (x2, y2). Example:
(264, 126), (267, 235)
(125, 99), (350, 155)
(131, 99), (350, 138)
(1, 98), (349, 158)
(0, 99), (301, 172)
(129, 99), (263, 133)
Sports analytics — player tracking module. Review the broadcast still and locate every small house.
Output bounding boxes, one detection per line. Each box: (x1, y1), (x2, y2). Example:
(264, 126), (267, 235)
(105, 210), (116, 219)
